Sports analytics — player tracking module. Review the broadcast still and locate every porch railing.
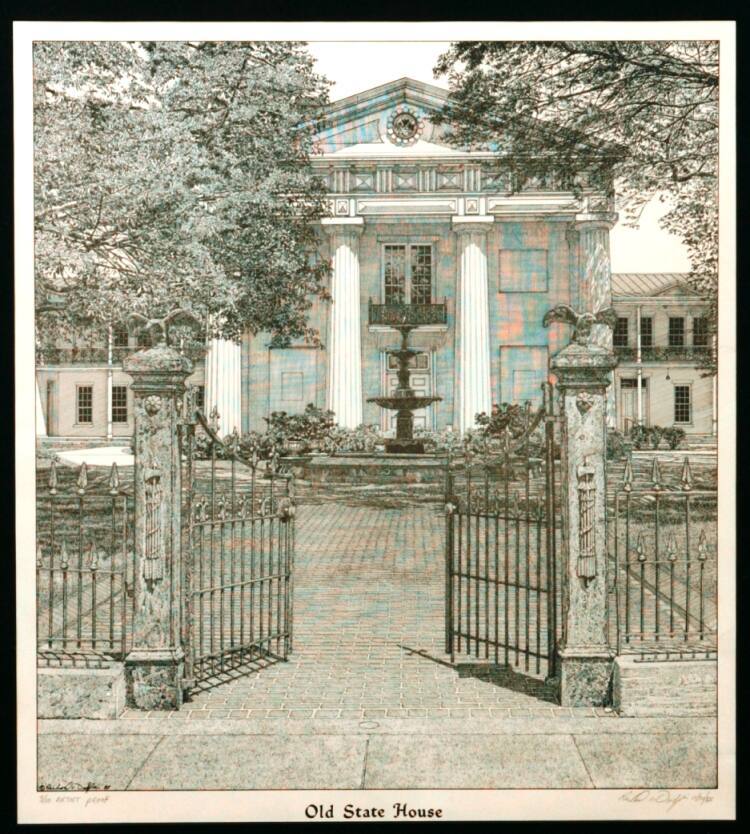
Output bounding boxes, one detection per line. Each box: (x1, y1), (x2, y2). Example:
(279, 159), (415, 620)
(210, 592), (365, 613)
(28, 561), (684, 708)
(614, 345), (712, 362)
(368, 299), (448, 327)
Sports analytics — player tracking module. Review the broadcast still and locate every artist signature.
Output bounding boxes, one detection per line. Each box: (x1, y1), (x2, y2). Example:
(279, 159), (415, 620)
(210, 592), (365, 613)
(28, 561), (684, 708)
(38, 783), (111, 792)
(619, 790), (714, 811)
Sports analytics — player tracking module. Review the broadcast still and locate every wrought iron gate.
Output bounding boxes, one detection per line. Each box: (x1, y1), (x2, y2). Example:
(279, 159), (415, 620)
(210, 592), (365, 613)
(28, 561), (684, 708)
(444, 384), (562, 678)
(179, 406), (295, 688)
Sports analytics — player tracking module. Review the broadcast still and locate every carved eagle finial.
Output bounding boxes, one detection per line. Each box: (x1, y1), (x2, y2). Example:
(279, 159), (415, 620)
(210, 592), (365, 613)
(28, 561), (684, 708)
(126, 308), (203, 348)
(543, 304), (618, 345)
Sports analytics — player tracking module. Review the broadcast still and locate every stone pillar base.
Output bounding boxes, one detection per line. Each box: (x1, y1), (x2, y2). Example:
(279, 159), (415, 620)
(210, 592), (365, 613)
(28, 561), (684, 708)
(125, 648), (185, 711)
(559, 648), (614, 707)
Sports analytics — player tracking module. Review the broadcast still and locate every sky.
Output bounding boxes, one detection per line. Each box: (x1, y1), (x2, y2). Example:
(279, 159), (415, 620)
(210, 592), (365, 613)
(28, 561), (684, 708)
(307, 41), (691, 275)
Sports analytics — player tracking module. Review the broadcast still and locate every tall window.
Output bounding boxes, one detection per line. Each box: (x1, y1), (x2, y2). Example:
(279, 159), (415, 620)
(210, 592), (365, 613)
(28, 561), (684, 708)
(639, 316), (653, 347)
(113, 325), (129, 348)
(77, 385), (93, 424)
(674, 385), (691, 424)
(195, 385), (205, 411)
(382, 244), (433, 304)
(111, 386), (128, 423)
(668, 317), (685, 347)
(613, 317), (629, 347)
(693, 316), (709, 346)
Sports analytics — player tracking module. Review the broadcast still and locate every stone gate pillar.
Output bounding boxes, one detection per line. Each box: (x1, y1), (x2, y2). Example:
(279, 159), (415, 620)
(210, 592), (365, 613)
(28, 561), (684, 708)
(551, 337), (617, 706)
(123, 344), (192, 710)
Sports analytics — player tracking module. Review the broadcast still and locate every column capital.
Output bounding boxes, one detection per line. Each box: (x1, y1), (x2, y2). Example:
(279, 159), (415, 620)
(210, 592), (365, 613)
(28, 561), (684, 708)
(451, 215), (494, 235)
(574, 210), (618, 232)
(320, 216), (365, 236)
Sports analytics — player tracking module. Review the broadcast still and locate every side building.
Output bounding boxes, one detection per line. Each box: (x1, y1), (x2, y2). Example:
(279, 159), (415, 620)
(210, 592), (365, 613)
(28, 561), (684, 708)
(611, 272), (716, 438)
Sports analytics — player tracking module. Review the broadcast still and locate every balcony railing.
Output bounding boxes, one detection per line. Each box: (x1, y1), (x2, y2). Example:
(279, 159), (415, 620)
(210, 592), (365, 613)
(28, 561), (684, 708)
(614, 345), (712, 362)
(36, 344), (207, 366)
(368, 299), (448, 327)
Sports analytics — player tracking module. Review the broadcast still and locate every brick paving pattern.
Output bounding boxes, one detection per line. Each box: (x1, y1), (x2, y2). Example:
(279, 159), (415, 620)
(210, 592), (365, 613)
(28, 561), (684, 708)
(164, 501), (590, 720)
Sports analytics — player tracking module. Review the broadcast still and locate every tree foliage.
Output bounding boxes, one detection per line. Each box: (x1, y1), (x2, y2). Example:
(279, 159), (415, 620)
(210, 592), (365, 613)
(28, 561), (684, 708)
(34, 41), (332, 347)
(436, 41), (719, 372)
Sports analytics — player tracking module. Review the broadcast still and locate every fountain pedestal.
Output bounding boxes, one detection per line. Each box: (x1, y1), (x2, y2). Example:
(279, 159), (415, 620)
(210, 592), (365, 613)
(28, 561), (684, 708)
(367, 324), (442, 455)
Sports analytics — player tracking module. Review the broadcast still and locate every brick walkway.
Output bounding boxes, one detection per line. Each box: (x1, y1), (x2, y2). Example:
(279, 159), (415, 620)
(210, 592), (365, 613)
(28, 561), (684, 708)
(148, 502), (603, 721)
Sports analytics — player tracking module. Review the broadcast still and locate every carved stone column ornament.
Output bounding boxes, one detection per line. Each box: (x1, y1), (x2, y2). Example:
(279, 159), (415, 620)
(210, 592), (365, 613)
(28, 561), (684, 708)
(546, 305), (618, 706)
(123, 342), (193, 710)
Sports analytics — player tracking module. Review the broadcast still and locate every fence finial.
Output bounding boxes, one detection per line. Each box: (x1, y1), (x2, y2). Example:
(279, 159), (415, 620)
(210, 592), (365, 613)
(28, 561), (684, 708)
(697, 529), (708, 561)
(48, 459), (58, 495)
(76, 462), (88, 495)
(650, 457), (661, 490)
(59, 538), (70, 570)
(635, 532), (646, 562)
(108, 462), (120, 495)
(88, 538), (99, 570)
(680, 457), (693, 491)
(665, 532), (678, 562)
(623, 457), (633, 492)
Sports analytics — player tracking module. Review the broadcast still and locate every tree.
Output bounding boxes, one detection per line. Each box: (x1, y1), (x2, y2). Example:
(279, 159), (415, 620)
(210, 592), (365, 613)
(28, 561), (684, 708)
(34, 41), (332, 349)
(435, 41), (719, 373)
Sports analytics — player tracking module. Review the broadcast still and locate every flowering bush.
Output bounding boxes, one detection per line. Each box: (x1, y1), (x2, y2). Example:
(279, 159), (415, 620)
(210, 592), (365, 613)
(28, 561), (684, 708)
(319, 424), (382, 454)
(263, 403), (336, 449)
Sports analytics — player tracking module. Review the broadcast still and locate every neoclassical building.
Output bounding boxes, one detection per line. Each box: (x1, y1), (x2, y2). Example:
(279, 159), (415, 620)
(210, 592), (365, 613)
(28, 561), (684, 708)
(236, 77), (618, 436)
(43, 77), (694, 441)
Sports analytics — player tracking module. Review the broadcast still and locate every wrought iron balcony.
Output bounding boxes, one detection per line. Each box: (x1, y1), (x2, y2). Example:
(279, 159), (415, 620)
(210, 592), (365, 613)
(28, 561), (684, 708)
(614, 345), (712, 362)
(36, 343), (207, 366)
(368, 299), (448, 327)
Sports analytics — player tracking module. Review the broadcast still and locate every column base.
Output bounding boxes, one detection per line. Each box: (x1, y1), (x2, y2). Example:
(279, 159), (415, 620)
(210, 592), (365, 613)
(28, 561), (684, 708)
(558, 647), (614, 707)
(125, 648), (185, 711)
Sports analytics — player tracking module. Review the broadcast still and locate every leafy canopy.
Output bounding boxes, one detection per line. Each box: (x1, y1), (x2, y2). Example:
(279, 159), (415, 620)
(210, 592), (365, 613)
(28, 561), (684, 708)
(436, 41), (719, 372)
(34, 41), (332, 347)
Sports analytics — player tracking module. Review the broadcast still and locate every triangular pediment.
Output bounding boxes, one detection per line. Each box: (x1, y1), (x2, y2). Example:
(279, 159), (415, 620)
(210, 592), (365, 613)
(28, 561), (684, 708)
(313, 77), (462, 158)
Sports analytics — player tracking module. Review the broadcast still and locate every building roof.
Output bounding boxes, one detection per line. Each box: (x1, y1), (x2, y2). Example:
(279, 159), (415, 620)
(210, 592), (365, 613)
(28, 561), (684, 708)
(611, 273), (697, 298)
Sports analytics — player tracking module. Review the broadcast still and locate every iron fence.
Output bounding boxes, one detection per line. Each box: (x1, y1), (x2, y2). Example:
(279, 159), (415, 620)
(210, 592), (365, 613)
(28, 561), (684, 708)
(610, 456), (717, 656)
(36, 461), (136, 661)
(180, 408), (295, 689)
(445, 387), (562, 678)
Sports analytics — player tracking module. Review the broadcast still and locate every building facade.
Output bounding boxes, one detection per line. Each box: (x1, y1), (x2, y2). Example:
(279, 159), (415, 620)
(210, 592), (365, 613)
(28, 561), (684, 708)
(34, 78), (715, 442)
(611, 273), (716, 437)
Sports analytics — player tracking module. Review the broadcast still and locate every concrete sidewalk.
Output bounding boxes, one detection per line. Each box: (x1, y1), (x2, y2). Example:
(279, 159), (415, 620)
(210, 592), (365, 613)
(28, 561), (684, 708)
(37, 715), (717, 791)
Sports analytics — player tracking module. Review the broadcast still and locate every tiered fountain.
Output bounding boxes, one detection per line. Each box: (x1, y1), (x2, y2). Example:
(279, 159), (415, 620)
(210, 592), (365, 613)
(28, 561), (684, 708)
(368, 324), (442, 454)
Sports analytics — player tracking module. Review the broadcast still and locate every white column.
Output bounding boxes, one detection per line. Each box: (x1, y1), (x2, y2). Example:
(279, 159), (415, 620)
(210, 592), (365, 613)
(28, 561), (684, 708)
(322, 218), (364, 429)
(636, 305), (643, 427)
(106, 327), (113, 441)
(453, 216), (493, 433)
(204, 337), (242, 437)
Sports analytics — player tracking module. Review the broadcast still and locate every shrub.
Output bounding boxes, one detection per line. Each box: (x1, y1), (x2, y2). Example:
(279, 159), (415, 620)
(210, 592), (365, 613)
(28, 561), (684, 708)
(628, 424), (649, 450)
(319, 424), (382, 454)
(606, 428), (628, 461)
(475, 403), (528, 439)
(648, 425), (665, 449)
(263, 403), (336, 449)
(662, 426), (686, 450)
